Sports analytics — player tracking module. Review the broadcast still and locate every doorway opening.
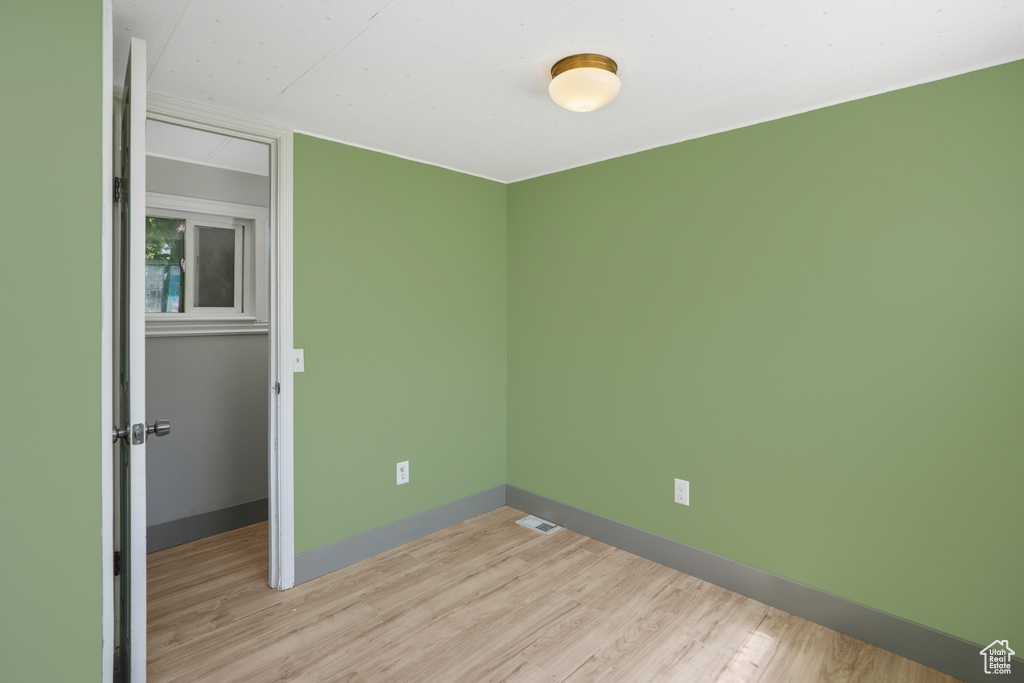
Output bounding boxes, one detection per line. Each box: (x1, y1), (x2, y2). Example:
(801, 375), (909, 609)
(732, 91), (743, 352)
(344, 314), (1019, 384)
(143, 121), (272, 554)
(139, 96), (297, 594)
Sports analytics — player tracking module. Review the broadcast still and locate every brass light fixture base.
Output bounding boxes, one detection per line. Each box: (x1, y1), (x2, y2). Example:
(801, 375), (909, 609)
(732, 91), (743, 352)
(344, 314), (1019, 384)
(550, 53), (618, 79)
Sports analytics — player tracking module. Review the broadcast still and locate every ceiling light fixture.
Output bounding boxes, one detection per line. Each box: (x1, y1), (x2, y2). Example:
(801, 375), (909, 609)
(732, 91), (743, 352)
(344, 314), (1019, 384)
(548, 53), (620, 113)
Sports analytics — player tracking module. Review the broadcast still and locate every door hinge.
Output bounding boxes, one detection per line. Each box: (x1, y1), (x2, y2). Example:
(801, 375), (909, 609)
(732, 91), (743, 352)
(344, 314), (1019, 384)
(114, 551), (121, 577)
(273, 381), (281, 395)
(113, 176), (122, 203)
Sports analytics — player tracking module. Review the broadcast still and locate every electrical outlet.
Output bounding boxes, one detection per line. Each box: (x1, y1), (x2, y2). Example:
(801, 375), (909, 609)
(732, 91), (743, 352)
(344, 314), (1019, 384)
(397, 461), (410, 485)
(674, 478), (689, 506)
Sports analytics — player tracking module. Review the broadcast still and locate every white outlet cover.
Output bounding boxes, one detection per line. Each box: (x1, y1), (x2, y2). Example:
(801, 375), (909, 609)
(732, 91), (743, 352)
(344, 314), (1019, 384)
(674, 478), (690, 506)
(397, 460), (409, 485)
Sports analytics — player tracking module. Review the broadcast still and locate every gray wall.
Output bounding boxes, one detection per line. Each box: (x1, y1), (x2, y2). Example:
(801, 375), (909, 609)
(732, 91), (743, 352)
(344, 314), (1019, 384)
(145, 334), (269, 526)
(147, 155), (269, 207)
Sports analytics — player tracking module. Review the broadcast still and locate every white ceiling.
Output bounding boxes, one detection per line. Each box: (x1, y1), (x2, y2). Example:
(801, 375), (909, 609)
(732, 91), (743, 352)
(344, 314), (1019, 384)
(114, 0), (1024, 183)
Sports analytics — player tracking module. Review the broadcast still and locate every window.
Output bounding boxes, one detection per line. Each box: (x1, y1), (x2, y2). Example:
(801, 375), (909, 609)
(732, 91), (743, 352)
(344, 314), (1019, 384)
(146, 212), (246, 314)
(195, 224), (242, 310)
(145, 193), (269, 336)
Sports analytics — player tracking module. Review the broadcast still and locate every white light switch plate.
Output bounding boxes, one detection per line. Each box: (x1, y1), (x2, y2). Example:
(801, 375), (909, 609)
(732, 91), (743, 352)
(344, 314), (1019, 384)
(293, 349), (305, 372)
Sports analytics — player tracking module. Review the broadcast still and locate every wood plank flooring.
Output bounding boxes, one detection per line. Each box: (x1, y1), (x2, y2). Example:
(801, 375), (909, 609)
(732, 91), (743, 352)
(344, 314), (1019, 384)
(148, 506), (963, 682)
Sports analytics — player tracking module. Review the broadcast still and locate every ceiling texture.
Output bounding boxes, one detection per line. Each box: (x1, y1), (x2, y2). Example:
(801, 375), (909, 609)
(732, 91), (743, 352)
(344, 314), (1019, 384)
(114, 0), (1024, 183)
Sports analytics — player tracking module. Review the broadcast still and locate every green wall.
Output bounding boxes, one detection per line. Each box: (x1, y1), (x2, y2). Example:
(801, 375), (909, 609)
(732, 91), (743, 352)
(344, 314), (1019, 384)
(0, 2), (104, 681)
(0, 10), (1011, 673)
(507, 60), (1024, 648)
(293, 137), (507, 552)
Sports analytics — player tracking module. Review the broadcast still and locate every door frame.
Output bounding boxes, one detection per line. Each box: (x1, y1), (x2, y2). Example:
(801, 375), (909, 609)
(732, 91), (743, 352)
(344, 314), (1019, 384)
(141, 93), (296, 590)
(101, 40), (296, 682)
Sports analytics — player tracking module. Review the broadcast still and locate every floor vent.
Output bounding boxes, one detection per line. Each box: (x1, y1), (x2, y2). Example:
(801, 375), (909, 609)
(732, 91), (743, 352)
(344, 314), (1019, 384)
(516, 515), (561, 534)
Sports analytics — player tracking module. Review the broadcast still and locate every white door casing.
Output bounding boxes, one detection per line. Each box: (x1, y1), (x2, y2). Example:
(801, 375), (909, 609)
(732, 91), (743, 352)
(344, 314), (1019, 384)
(144, 95), (296, 591)
(102, 2), (114, 678)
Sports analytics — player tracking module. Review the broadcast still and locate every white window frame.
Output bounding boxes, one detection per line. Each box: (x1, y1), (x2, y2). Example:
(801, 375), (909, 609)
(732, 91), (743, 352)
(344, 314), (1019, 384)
(146, 210), (247, 316)
(145, 192), (270, 337)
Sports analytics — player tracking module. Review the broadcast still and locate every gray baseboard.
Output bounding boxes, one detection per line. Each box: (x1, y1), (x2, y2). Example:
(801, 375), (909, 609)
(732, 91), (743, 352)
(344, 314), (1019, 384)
(147, 498), (268, 553)
(506, 486), (1022, 683)
(294, 486), (507, 585)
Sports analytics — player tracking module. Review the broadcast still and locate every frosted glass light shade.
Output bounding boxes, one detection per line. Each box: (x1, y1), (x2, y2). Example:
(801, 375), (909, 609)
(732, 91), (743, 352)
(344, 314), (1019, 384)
(548, 54), (620, 113)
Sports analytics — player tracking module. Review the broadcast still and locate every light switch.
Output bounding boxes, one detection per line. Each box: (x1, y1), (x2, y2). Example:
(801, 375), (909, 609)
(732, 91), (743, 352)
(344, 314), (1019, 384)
(293, 348), (305, 372)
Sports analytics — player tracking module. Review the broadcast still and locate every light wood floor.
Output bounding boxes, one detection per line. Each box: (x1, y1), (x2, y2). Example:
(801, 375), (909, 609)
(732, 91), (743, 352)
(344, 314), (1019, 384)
(148, 506), (963, 682)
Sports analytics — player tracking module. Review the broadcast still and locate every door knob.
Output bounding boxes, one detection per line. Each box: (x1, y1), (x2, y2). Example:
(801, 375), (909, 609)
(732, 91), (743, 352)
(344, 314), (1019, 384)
(146, 419), (171, 439)
(112, 420), (170, 443)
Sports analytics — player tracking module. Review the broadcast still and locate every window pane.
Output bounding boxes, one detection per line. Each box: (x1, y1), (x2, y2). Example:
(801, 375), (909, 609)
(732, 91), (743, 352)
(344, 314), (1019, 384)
(145, 217), (185, 313)
(196, 226), (236, 308)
